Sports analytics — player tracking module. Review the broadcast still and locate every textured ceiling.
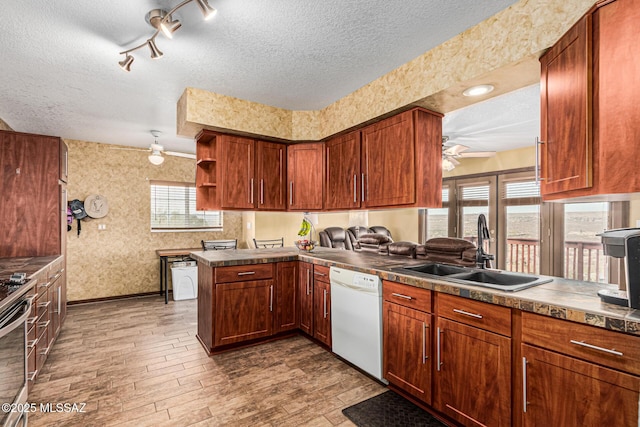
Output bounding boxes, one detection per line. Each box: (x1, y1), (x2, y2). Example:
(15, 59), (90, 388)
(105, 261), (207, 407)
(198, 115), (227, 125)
(0, 0), (525, 154)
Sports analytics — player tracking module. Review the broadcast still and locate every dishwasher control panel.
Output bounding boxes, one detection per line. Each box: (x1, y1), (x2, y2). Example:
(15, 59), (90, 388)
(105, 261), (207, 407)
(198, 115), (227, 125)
(353, 274), (380, 289)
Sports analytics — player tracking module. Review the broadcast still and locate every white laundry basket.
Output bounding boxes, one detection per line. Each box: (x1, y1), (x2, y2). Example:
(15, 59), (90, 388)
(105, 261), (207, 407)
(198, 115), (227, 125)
(171, 261), (198, 301)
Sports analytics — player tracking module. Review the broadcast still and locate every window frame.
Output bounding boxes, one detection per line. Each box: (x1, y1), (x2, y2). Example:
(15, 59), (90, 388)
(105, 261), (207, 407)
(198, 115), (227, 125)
(150, 180), (223, 232)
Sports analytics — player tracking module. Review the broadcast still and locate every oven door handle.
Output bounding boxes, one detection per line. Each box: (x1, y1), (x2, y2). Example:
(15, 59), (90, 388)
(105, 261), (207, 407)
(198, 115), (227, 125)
(0, 298), (32, 339)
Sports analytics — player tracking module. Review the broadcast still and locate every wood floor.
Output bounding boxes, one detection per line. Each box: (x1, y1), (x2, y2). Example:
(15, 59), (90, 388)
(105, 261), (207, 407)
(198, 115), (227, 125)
(28, 295), (386, 426)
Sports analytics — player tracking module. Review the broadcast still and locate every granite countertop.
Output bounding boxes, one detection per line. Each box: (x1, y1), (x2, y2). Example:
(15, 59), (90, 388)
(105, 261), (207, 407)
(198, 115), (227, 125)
(191, 247), (640, 337)
(0, 255), (62, 312)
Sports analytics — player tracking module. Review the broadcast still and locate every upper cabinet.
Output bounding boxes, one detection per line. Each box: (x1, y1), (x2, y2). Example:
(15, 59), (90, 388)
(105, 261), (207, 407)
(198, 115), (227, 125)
(195, 130), (287, 211)
(540, 0), (640, 201)
(325, 131), (361, 210)
(287, 143), (324, 211)
(361, 108), (442, 209)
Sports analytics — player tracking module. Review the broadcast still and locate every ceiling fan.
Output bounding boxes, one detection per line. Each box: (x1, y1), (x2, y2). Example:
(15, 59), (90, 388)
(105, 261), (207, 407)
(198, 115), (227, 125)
(110, 130), (196, 165)
(442, 135), (496, 171)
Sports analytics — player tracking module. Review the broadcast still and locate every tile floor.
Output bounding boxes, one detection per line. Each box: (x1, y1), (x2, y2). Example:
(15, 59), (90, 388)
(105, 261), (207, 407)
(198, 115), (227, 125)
(27, 295), (386, 426)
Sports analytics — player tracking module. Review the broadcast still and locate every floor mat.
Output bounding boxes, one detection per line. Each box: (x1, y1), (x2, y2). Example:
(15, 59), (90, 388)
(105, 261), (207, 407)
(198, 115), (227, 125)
(342, 391), (448, 427)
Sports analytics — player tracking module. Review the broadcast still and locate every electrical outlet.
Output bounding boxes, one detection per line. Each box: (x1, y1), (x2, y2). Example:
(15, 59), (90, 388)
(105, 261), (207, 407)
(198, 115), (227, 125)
(98, 224), (106, 230)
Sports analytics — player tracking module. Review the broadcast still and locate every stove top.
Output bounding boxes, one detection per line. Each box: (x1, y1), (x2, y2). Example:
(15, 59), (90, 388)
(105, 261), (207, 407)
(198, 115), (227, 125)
(0, 279), (27, 310)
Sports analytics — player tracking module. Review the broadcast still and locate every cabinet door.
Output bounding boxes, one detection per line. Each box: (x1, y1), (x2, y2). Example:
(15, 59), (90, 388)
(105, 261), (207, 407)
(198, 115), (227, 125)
(298, 262), (314, 335)
(435, 317), (511, 427)
(313, 280), (331, 346)
(361, 111), (415, 207)
(325, 131), (361, 210)
(287, 143), (324, 211)
(59, 139), (68, 183)
(383, 301), (432, 404)
(256, 141), (286, 210)
(0, 131), (60, 257)
(214, 280), (273, 346)
(275, 262), (297, 332)
(522, 344), (640, 427)
(540, 15), (592, 196)
(220, 135), (255, 209)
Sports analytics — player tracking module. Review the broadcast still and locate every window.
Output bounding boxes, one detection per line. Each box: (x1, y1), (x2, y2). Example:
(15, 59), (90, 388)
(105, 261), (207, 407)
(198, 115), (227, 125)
(426, 186), (450, 239)
(150, 182), (222, 231)
(563, 202), (609, 283)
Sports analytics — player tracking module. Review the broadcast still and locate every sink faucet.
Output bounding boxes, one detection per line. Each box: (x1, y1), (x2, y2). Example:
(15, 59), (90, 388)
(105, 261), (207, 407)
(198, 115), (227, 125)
(476, 214), (495, 269)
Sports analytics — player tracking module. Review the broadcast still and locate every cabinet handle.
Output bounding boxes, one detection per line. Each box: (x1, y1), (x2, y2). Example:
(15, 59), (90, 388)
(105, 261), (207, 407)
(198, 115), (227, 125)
(323, 289), (328, 319)
(27, 316), (38, 326)
(436, 327), (442, 371)
(28, 370), (38, 382)
(237, 271), (255, 276)
(535, 137), (545, 183)
(314, 271), (326, 277)
(40, 281), (51, 289)
(306, 269), (311, 295)
(40, 346), (50, 356)
(361, 173), (365, 202)
(452, 308), (483, 319)
(353, 174), (357, 203)
(260, 179), (264, 205)
(289, 182), (293, 205)
(38, 320), (50, 329)
(250, 178), (254, 204)
(522, 357), (528, 413)
(391, 292), (412, 300)
(28, 337), (39, 349)
(38, 301), (51, 309)
(422, 322), (429, 364)
(269, 285), (273, 312)
(569, 340), (623, 356)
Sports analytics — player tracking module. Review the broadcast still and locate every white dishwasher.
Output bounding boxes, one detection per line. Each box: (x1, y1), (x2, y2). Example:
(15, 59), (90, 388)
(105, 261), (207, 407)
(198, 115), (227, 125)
(330, 266), (387, 383)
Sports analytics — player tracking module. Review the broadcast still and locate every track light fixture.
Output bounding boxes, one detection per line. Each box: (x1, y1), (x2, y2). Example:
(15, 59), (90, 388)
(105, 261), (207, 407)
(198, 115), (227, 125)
(118, 0), (217, 72)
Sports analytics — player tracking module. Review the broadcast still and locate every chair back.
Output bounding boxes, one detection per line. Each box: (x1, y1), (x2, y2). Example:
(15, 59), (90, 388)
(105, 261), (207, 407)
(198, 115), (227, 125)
(201, 239), (237, 250)
(253, 238), (284, 248)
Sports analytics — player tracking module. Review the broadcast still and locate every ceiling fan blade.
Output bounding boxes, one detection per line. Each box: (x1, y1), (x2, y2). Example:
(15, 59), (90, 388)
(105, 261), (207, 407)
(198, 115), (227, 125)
(444, 156), (460, 166)
(443, 144), (469, 156)
(457, 151), (496, 158)
(164, 151), (196, 159)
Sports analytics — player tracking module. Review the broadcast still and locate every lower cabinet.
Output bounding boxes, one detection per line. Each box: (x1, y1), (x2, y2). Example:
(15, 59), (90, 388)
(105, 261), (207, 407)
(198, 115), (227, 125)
(434, 294), (512, 427)
(214, 279), (274, 346)
(312, 265), (331, 347)
(275, 261), (297, 332)
(298, 262), (313, 335)
(382, 281), (432, 404)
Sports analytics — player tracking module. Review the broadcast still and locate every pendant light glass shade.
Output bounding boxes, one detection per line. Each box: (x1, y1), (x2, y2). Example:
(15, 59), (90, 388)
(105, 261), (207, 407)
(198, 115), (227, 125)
(148, 153), (165, 165)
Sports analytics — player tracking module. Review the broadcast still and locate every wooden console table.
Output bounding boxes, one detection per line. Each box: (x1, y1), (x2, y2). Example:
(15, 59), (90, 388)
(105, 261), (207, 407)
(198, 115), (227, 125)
(156, 248), (200, 304)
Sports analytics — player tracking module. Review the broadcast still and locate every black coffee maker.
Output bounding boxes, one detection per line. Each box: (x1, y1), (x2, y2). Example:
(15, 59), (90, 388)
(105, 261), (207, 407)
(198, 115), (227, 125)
(597, 228), (640, 308)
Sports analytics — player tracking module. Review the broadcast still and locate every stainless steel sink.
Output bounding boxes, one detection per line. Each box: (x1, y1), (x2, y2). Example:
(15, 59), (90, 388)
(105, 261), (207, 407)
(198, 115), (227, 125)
(392, 262), (553, 292)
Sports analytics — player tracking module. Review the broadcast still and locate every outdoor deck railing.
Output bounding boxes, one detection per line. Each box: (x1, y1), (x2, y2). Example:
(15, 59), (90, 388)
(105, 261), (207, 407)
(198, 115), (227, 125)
(504, 238), (605, 282)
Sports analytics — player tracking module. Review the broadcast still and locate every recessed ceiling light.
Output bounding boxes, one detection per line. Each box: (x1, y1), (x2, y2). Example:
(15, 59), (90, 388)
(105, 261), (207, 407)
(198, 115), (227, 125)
(463, 84), (494, 97)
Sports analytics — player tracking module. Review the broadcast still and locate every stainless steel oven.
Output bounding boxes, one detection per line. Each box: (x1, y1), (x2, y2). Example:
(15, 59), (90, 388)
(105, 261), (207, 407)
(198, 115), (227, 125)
(0, 287), (33, 427)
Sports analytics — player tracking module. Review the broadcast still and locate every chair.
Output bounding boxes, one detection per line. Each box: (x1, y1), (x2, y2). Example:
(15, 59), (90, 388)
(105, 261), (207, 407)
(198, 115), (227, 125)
(201, 239), (237, 250)
(253, 237), (284, 248)
(318, 227), (353, 250)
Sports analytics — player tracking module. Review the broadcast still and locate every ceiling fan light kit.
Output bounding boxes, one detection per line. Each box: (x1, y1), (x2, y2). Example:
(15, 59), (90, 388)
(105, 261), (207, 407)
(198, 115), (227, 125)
(118, 0), (217, 72)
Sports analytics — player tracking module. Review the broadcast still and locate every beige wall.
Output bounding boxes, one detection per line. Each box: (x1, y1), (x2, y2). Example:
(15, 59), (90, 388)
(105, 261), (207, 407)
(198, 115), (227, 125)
(0, 117), (13, 131)
(65, 139), (242, 302)
(444, 146), (535, 177)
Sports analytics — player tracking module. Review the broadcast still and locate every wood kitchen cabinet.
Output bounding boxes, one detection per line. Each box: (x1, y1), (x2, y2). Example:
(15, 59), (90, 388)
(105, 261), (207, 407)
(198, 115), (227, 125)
(434, 293), (512, 427)
(521, 311), (640, 426)
(382, 281), (433, 404)
(287, 143), (324, 211)
(312, 265), (331, 347)
(325, 131), (361, 210)
(195, 130), (286, 210)
(298, 261), (314, 335)
(0, 130), (66, 257)
(361, 108), (442, 208)
(275, 261), (297, 332)
(540, 0), (640, 201)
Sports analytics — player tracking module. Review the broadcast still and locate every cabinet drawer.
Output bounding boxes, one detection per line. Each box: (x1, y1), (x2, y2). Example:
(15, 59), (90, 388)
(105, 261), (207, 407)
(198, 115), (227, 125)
(215, 263), (274, 283)
(33, 269), (49, 299)
(313, 265), (330, 283)
(436, 293), (511, 337)
(522, 312), (640, 376)
(48, 257), (65, 284)
(383, 280), (432, 312)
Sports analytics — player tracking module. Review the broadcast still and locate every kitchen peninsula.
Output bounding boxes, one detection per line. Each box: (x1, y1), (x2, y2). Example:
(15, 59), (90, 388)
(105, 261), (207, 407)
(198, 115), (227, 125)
(191, 247), (640, 426)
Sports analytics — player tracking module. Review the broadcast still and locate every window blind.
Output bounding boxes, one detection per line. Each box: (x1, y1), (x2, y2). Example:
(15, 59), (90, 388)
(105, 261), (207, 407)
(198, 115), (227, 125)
(503, 180), (540, 199)
(150, 182), (222, 230)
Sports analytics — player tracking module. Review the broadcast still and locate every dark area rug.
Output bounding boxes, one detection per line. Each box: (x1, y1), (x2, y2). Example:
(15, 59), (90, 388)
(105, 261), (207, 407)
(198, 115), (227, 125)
(342, 391), (448, 427)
